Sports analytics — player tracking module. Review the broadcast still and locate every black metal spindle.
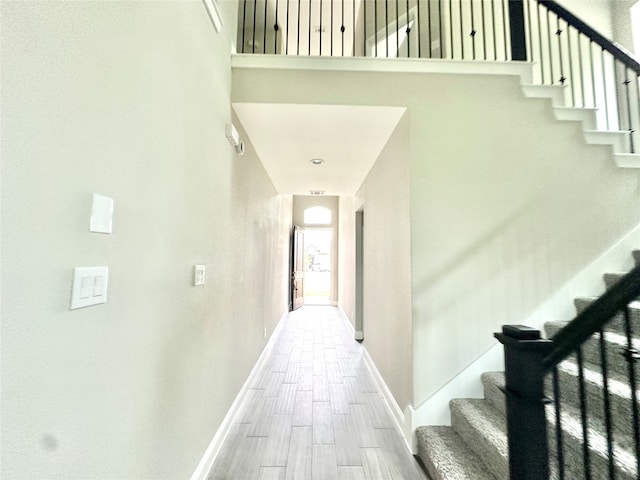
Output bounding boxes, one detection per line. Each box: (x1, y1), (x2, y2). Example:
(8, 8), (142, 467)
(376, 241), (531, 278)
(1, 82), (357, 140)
(491, 0), (497, 60)
(459, 0), (464, 59)
(352, 0), (355, 56)
(308, 0), (312, 55)
(408, 0), (412, 58)
(635, 71), (640, 156)
(363, 0), (367, 56)
(427, 0), (432, 57)
(263, 0), (268, 53)
(552, 367), (566, 480)
(319, 0), (323, 55)
(555, 18), (565, 88)
(623, 307), (640, 477)
(576, 347), (593, 479)
(375, 0), (378, 57)
(340, 0), (344, 56)
(598, 328), (617, 479)
(502, 0), (508, 60)
(418, 0), (422, 57)
(385, 0), (389, 57)
(252, 0), (258, 53)
(297, 0), (301, 54)
(242, 0), (248, 53)
(624, 68), (635, 153)
(438, 0), (443, 58)
(449, 0), (454, 59)
(274, 0), (279, 53)
(480, 0), (486, 60)
(470, 0), (476, 60)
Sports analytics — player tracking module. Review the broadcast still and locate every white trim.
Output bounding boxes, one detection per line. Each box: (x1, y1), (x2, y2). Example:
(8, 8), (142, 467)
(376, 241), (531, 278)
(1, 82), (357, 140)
(232, 54), (534, 83)
(190, 310), (289, 480)
(337, 307), (415, 453)
(202, 0), (223, 32)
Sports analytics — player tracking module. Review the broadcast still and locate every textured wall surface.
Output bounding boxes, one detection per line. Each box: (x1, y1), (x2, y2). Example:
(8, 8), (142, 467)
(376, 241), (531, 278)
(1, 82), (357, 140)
(1, 1), (292, 478)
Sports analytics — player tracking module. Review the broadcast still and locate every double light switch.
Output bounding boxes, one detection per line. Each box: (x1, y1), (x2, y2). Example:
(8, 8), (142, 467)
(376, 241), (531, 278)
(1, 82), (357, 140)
(70, 266), (109, 310)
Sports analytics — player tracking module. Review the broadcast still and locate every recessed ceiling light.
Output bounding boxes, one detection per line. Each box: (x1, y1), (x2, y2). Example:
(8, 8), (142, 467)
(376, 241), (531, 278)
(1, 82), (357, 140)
(310, 190), (325, 195)
(310, 158), (325, 166)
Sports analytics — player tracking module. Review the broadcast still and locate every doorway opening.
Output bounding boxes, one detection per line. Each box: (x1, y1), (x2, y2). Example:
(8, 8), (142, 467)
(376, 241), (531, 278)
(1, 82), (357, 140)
(302, 228), (333, 305)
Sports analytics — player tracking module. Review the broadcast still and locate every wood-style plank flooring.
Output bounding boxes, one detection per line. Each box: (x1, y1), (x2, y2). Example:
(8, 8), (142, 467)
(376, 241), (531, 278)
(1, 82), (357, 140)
(208, 306), (428, 480)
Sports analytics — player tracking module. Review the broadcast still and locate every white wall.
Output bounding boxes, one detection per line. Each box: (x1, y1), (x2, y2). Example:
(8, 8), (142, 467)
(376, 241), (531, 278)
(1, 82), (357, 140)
(354, 114), (414, 412)
(338, 195), (357, 328)
(1, 1), (292, 479)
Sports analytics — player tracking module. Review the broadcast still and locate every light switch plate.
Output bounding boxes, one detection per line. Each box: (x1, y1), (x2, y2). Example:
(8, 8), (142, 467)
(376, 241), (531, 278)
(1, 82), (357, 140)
(90, 194), (114, 234)
(70, 266), (109, 310)
(194, 265), (206, 286)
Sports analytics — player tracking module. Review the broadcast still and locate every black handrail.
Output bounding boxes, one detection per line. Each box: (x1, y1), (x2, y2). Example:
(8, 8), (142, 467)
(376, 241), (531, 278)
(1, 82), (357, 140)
(538, 0), (640, 74)
(543, 263), (640, 369)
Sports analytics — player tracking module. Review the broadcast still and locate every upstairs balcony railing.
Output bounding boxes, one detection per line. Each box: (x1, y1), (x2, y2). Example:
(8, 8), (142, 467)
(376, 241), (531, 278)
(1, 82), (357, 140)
(237, 0), (640, 154)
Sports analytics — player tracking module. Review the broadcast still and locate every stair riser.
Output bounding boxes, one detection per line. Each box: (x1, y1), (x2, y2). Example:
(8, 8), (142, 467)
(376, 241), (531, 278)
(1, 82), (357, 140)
(450, 401), (508, 480)
(482, 373), (506, 418)
(548, 365), (640, 444)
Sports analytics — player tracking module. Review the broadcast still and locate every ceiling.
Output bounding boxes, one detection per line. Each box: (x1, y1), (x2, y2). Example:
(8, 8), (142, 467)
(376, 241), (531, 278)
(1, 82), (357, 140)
(232, 103), (406, 196)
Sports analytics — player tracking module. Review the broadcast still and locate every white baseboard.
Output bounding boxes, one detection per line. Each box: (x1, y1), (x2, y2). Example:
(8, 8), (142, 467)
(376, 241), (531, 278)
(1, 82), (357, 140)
(337, 306), (415, 453)
(190, 310), (289, 480)
(411, 223), (640, 431)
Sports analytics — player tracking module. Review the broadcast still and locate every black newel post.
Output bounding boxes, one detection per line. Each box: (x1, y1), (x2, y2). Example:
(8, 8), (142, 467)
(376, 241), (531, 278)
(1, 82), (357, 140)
(495, 325), (553, 480)
(508, 0), (528, 61)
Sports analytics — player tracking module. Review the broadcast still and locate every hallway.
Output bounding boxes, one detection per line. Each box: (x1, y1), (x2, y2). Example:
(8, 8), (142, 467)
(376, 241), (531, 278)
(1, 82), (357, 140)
(207, 307), (427, 480)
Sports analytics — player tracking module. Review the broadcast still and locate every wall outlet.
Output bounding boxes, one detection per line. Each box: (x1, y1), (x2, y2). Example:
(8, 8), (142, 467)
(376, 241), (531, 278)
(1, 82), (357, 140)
(194, 265), (206, 286)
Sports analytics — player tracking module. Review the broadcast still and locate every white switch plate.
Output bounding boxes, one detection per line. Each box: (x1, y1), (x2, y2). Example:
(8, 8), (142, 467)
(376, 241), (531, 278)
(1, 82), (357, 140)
(70, 266), (109, 310)
(194, 265), (206, 286)
(90, 194), (114, 234)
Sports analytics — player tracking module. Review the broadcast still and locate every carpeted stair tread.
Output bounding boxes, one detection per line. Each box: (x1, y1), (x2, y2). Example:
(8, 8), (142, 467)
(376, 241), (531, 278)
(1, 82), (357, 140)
(415, 426), (499, 480)
(450, 399), (508, 480)
(574, 297), (640, 334)
(545, 401), (638, 479)
(481, 371), (506, 417)
(544, 321), (640, 378)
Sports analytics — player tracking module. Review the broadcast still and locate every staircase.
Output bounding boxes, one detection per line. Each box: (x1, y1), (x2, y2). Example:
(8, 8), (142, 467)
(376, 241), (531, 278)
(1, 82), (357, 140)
(416, 252), (640, 480)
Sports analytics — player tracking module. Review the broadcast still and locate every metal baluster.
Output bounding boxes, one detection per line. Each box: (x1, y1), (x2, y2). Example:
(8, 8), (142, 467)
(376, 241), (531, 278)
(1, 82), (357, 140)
(341, 0), (344, 56)
(319, 0), (323, 55)
(598, 328), (616, 479)
(242, 0), (248, 53)
(427, 0), (432, 57)
(352, 0), (355, 56)
(556, 17), (567, 85)
(308, 0), (312, 55)
(375, 0), (378, 57)
(552, 366), (566, 480)
(491, 0), (497, 60)
(418, 0), (422, 57)
(364, 0), (367, 56)
(481, 0), (486, 60)
(253, 0), (257, 53)
(470, 0), (476, 60)
(297, 0), (301, 55)
(408, 0), (412, 58)
(623, 306), (640, 477)
(624, 68), (635, 153)
(449, 0), (454, 59)
(286, 0), (290, 54)
(577, 347), (593, 479)
(385, 0), (389, 57)
(274, 0), (279, 53)
(459, 0), (464, 59)
(502, 0), (507, 60)
(263, 0), (268, 53)
(525, 0), (532, 64)
(567, 25), (576, 106)
(438, 0), (443, 58)
(331, 0), (334, 56)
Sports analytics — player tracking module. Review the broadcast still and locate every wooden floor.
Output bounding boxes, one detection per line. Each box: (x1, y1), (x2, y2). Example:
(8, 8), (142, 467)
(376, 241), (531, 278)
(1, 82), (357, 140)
(207, 306), (428, 480)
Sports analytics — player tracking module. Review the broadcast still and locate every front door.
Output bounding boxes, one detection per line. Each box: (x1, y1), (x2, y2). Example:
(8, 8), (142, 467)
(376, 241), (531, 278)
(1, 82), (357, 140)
(292, 226), (305, 310)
